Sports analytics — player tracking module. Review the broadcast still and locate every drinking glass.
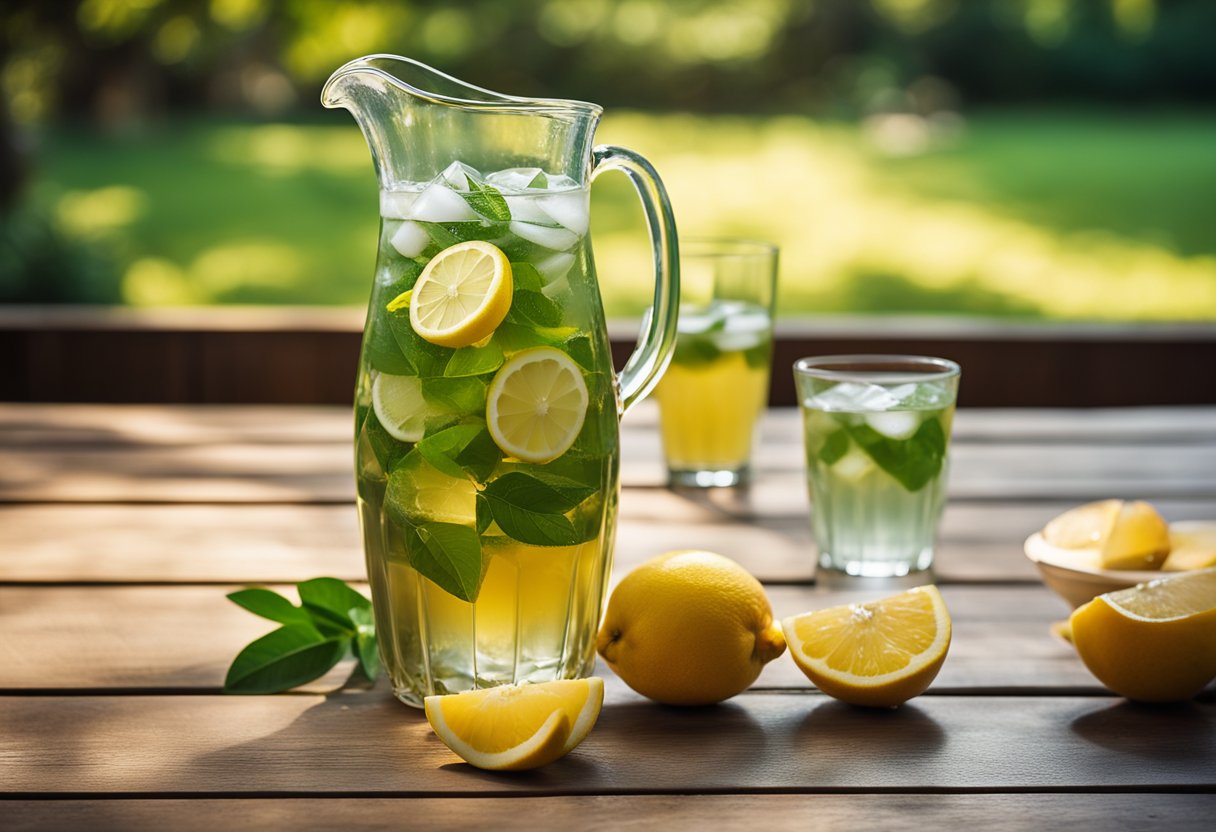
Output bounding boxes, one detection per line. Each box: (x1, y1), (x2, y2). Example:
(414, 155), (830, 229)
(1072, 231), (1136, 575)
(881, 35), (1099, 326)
(654, 239), (779, 487)
(793, 355), (961, 579)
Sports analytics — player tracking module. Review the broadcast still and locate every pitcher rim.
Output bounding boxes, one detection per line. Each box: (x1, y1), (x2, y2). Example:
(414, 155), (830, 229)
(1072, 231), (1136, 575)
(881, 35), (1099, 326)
(322, 54), (604, 119)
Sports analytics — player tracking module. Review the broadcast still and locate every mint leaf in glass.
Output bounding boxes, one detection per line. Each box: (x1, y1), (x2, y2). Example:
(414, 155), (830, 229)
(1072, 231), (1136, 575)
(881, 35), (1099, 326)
(508, 289), (564, 328)
(481, 471), (595, 546)
(511, 261), (545, 292)
(461, 180), (512, 223)
(817, 429), (851, 466)
(421, 376), (486, 414)
(444, 341), (504, 378)
(413, 522), (485, 602)
(672, 331), (722, 367)
(848, 416), (946, 492)
(416, 422), (501, 482)
(349, 605), (381, 681)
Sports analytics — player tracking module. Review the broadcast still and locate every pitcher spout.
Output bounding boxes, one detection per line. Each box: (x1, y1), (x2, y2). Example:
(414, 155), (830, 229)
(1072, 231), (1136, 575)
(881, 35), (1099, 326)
(321, 55), (602, 189)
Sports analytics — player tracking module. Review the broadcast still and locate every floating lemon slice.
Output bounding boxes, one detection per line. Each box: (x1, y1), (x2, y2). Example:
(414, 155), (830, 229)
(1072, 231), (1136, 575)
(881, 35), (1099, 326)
(371, 373), (428, 442)
(782, 585), (951, 708)
(1069, 568), (1216, 702)
(486, 347), (588, 463)
(409, 240), (513, 348)
(424, 677), (604, 771)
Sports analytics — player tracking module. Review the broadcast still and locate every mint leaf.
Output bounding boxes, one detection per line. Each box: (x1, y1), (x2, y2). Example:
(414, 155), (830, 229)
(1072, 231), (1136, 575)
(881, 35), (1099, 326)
(414, 522), (485, 601)
(482, 472), (596, 546)
(848, 417), (946, 492)
(564, 334), (595, 370)
(476, 494), (494, 534)
(298, 577), (369, 637)
(444, 341), (504, 378)
(461, 180), (512, 222)
(673, 331), (721, 367)
(422, 376), (486, 414)
(743, 339), (772, 370)
(817, 430), (850, 466)
(366, 263), (423, 375)
(349, 605), (380, 681)
(385, 306), (452, 377)
(223, 624), (348, 694)
(511, 261), (544, 292)
(509, 290), (563, 328)
(456, 428), (503, 482)
(226, 588), (312, 627)
(358, 408), (411, 475)
(417, 423), (485, 479)
(527, 171), (548, 189)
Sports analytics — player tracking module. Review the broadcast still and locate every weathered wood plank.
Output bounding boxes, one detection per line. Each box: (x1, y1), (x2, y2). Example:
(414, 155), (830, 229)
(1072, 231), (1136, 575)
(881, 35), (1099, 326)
(7, 794), (1216, 832)
(2, 690), (1213, 794)
(3, 499), (1213, 585)
(0, 585), (1094, 691)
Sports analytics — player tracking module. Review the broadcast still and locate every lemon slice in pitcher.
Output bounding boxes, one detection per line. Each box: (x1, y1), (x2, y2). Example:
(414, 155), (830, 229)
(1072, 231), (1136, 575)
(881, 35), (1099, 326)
(424, 677), (604, 771)
(487, 347), (588, 463)
(410, 241), (513, 348)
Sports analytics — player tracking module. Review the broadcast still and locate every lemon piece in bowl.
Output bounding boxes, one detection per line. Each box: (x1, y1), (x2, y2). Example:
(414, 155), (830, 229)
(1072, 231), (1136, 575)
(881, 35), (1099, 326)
(1163, 523), (1216, 571)
(1101, 500), (1170, 570)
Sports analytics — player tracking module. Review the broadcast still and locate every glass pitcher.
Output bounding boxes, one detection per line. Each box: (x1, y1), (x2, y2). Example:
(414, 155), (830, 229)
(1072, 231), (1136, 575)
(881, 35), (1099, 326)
(322, 55), (679, 707)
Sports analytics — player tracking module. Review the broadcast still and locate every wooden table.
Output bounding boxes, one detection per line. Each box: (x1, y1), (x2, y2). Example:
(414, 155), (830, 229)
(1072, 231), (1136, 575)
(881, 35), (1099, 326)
(2, 402), (1214, 830)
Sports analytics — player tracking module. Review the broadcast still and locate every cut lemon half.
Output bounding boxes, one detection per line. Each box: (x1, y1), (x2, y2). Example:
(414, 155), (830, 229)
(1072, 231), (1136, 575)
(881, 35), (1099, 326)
(782, 585), (952, 708)
(371, 373), (428, 442)
(423, 677), (604, 771)
(1041, 499), (1170, 570)
(487, 347), (588, 463)
(409, 241), (513, 348)
(1069, 568), (1216, 702)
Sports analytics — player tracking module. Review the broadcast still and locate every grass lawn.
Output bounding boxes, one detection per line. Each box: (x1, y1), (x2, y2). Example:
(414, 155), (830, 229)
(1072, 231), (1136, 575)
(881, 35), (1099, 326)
(19, 108), (1216, 320)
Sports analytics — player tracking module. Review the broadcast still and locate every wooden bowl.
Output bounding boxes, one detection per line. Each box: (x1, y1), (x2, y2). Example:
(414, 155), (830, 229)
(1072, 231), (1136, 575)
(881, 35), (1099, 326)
(1022, 533), (1159, 608)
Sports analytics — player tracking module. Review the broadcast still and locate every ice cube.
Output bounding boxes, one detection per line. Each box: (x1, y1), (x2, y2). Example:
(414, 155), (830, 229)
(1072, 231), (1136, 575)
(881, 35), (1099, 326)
(811, 382), (899, 413)
(831, 448), (876, 482)
(536, 191), (590, 235)
(380, 190), (419, 219)
(411, 181), (478, 223)
(439, 161), (481, 192)
(864, 410), (921, 439)
(509, 220), (578, 251)
(504, 194), (556, 225)
(887, 383), (919, 405)
(535, 251), (575, 283)
(389, 220), (430, 258)
(486, 167), (547, 191)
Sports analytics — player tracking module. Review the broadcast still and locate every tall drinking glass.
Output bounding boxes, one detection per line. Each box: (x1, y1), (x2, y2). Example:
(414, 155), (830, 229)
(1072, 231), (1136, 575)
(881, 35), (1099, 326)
(654, 239), (779, 487)
(793, 355), (960, 579)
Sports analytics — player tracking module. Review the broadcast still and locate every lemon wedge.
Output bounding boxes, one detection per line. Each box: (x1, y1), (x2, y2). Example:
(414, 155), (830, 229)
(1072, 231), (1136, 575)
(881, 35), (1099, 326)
(1040, 499), (1170, 570)
(423, 677), (604, 771)
(486, 347), (588, 463)
(1069, 568), (1216, 702)
(371, 373), (428, 442)
(409, 241), (513, 348)
(782, 585), (952, 708)
(1163, 523), (1216, 571)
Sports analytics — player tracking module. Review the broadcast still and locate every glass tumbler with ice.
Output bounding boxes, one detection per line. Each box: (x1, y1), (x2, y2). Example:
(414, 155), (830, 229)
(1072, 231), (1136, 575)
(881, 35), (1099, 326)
(793, 355), (961, 579)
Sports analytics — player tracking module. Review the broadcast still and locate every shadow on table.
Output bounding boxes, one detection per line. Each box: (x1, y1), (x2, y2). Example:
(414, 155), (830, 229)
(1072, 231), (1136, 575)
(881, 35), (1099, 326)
(795, 699), (947, 760)
(1069, 699), (1215, 762)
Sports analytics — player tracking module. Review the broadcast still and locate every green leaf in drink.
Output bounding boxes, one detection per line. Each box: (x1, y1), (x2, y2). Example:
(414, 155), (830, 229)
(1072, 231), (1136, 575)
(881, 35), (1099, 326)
(847, 416), (947, 492)
(417, 220), (510, 249)
(564, 333), (595, 370)
(672, 331), (722, 367)
(526, 170), (548, 189)
(511, 261), (545, 292)
(416, 422), (501, 482)
(223, 623), (349, 694)
(349, 605), (381, 681)
(421, 376), (486, 414)
(508, 289), (564, 328)
(743, 340), (773, 370)
(481, 471), (596, 547)
(386, 306), (452, 377)
(461, 180), (512, 223)
(443, 341), (504, 378)
(366, 262), (424, 374)
(817, 429), (850, 466)
(413, 522), (486, 602)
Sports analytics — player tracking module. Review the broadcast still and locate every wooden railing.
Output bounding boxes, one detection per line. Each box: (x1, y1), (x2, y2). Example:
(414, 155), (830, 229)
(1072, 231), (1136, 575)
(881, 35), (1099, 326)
(2, 306), (1215, 407)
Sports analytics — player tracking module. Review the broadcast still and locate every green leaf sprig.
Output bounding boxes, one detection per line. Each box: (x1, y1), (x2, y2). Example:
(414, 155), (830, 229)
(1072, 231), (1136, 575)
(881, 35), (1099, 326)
(223, 578), (379, 694)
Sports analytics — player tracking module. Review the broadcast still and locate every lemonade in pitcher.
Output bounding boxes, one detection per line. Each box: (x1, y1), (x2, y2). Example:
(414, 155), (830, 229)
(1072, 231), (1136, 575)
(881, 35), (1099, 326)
(354, 164), (621, 703)
(325, 54), (679, 707)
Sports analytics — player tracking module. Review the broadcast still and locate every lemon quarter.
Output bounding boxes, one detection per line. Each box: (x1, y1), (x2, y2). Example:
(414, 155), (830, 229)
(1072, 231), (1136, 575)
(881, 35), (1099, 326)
(410, 240), (513, 348)
(487, 347), (588, 463)
(423, 677), (604, 771)
(1069, 568), (1216, 702)
(782, 585), (952, 708)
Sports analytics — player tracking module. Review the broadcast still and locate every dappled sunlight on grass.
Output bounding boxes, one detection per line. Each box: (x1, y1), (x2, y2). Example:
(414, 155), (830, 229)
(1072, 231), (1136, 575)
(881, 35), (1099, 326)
(34, 112), (1216, 319)
(591, 112), (1216, 319)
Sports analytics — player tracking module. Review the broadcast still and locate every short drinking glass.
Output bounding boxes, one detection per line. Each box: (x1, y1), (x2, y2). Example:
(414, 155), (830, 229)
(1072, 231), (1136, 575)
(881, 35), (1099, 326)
(793, 355), (961, 579)
(655, 239), (779, 487)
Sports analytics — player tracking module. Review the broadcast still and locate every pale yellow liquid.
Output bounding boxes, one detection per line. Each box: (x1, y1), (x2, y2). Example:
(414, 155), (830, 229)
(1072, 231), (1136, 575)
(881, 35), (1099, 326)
(656, 352), (770, 470)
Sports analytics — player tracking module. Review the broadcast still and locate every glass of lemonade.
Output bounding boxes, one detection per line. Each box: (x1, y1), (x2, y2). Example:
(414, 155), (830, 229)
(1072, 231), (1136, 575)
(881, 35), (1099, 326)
(793, 355), (961, 579)
(654, 239), (779, 487)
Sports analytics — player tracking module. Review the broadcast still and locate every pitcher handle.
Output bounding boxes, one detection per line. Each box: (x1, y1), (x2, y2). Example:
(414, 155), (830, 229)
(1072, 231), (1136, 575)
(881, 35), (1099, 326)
(590, 145), (680, 415)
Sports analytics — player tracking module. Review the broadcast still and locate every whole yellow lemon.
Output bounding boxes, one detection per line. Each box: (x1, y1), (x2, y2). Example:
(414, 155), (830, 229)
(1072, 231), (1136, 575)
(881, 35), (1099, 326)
(596, 550), (786, 706)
